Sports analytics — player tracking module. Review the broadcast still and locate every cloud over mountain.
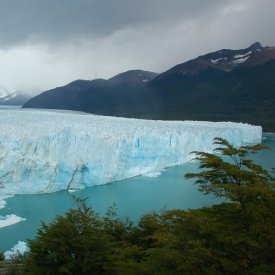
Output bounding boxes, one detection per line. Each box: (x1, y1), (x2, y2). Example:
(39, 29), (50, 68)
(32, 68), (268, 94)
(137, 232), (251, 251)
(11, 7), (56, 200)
(0, 0), (275, 93)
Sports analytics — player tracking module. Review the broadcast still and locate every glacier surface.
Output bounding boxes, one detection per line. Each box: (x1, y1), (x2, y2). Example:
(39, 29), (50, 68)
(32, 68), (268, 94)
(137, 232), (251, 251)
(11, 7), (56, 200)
(0, 109), (262, 196)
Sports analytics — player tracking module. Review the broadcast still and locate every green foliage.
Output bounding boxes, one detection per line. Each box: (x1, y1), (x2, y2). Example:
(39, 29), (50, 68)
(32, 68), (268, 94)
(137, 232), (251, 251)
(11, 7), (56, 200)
(184, 138), (275, 273)
(0, 252), (4, 261)
(20, 138), (275, 274)
(186, 138), (274, 205)
(23, 197), (115, 274)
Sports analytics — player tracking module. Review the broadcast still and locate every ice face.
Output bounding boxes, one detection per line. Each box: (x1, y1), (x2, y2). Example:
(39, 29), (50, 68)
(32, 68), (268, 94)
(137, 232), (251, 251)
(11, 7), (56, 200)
(0, 109), (262, 196)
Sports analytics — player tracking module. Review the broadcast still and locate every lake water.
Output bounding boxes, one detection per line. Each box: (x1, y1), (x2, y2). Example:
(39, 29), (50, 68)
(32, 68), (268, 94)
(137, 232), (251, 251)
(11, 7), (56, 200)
(0, 132), (274, 252)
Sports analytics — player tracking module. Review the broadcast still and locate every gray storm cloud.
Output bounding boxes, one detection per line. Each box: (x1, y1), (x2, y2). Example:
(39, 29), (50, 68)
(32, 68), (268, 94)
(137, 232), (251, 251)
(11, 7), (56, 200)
(0, 0), (275, 93)
(0, 0), (224, 46)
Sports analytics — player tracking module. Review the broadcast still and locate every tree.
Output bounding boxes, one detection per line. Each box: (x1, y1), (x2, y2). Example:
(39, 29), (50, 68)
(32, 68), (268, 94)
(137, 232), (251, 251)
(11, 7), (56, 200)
(185, 137), (274, 204)
(184, 138), (275, 273)
(23, 197), (115, 274)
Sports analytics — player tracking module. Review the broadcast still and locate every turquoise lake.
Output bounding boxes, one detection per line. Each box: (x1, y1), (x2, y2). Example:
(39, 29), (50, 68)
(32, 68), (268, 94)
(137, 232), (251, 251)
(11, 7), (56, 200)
(0, 132), (274, 252)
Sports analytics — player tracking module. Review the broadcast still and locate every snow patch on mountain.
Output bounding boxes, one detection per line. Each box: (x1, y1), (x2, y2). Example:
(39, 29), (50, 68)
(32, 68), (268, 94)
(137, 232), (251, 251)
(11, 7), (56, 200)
(234, 51), (252, 59)
(210, 57), (224, 64)
(0, 86), (13, 98)
(232, 55), (250, 64)
(0, 92), (17, 102)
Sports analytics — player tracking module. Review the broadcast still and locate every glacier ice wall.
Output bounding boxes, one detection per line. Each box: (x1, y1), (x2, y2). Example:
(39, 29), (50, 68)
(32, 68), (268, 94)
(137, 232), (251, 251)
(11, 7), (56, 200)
(0, 109), (262, 195)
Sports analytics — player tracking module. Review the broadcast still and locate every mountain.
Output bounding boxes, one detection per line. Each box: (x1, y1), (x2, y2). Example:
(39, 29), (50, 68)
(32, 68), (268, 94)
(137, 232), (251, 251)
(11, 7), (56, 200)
(0, 87), (31, 106)
(157, 42), (268, 76)
(142, 43), (275, 130)
(23, 70), (158, 116)
(23, 43), (275, 131)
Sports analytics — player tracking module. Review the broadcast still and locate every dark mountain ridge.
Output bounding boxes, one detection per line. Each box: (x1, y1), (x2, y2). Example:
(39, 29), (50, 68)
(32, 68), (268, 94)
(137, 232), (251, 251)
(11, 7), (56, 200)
(23, 70), (158, 115)
(23, 43), (275, 131)
(156, 42), (267, 78)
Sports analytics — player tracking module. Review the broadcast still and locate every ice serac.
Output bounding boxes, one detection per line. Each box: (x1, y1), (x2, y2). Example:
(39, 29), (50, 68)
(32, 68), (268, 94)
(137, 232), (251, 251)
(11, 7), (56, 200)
(0, 109), (262, 196)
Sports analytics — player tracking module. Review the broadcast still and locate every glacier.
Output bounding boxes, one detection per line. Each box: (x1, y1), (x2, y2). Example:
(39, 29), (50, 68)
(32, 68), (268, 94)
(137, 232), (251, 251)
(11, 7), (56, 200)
(0, 109), (262, 197)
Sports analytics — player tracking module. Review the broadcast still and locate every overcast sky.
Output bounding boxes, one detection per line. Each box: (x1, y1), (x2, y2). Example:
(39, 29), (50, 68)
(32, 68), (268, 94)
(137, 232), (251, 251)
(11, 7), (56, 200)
(0, 0), (275, 94)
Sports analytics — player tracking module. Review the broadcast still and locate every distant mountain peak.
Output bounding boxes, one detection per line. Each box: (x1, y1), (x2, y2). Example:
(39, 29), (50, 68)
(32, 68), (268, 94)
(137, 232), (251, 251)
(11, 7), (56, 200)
(0, 85), (12, 98)
(107, 70), (158, 85)
(0, 88), (31, 106)
(248, 42), (263, 50)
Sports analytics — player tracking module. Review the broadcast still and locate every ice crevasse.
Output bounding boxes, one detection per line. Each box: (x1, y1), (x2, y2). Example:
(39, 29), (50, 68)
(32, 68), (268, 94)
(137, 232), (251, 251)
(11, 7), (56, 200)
(0, 109), (262, 195)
